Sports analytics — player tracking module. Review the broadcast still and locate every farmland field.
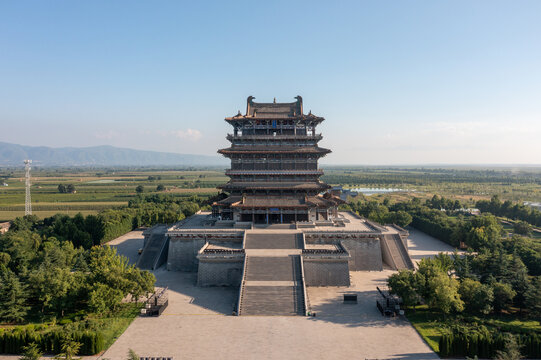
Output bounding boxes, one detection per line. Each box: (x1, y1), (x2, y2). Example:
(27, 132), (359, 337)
(1, 165), (541, 220)
(0, 168), (226, 220)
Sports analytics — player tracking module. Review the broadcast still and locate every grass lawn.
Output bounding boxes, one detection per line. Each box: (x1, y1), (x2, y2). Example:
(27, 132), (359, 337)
(405, 306), (444, 353)
(406, 305), (541, 355)
(99, 303), (143, 350)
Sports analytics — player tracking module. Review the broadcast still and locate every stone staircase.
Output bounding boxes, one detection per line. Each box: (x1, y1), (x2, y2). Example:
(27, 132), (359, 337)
(383, 234), (414, 270)
(238, 232), (306, 316)
(244, 232), (302, 249)
(137, 231), (169, 270)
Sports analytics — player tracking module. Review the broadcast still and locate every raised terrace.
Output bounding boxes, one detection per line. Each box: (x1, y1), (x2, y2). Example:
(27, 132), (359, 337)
(159, 209), (414, 316)
(138, 96), (415, 317)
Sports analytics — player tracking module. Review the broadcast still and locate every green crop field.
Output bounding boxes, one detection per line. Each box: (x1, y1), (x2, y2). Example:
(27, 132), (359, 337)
(2, 165), (541, 221)
(0, 168), (226, 221)
(321, 166), (541, 204)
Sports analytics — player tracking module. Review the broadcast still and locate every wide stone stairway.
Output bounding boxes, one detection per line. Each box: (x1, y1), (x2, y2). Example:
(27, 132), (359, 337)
(244, 232), (302, 249)
(137, 229), (168, 270)
(238, 232), (306, 316)
(383, 234), (414, 270)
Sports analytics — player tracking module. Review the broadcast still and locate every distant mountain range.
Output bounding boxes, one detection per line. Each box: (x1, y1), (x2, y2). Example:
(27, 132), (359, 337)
(0, 142), (226, 167)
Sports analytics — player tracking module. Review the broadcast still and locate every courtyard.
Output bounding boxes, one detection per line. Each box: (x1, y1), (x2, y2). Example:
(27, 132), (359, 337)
(96, 227), (449, 360)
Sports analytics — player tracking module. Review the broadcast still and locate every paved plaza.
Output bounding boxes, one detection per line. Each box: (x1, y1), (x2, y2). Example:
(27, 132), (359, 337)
(95, 228), (449, 360)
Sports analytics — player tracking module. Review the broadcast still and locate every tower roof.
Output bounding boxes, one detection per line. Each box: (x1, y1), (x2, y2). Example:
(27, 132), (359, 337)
(225, 95), (324, 122)
(246, 95), (303, 118)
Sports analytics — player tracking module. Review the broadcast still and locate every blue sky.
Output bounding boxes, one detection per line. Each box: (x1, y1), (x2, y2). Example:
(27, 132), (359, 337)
(1, 1), (540, 164)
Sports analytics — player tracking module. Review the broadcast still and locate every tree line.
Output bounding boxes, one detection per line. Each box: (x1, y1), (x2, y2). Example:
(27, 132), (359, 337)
(0, 193), (212, 356)
(0, 223), (155, 355)
(347, 195), (540, 358)
(477, 195), (541, 227)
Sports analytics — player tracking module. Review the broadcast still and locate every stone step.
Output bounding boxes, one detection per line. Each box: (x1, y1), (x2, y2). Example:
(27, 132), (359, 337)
(244, 233), (301, 249)
(240, 286), (304, 316)
(245, 256), (301, 282)
(137, 233), (167, 270)
(384, 234), (414, 270)
(239, 254), (305, 316)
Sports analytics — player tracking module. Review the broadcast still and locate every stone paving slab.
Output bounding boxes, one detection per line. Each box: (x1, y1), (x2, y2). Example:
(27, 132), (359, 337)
(95, 268), (437, 360)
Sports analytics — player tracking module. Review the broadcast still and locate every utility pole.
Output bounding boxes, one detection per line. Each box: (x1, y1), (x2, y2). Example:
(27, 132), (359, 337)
(24, 159), (32, 215)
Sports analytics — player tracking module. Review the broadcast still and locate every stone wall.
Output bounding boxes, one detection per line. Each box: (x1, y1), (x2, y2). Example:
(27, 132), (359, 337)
(341, 238), (383, 271)
(167, 237), (206, 271)
(166, 232), (243, 272)
(303, 232), (383, 271)
(197, 257), (244, 287)
(380, 237), (395, 269)
(303, 257), (350, 286)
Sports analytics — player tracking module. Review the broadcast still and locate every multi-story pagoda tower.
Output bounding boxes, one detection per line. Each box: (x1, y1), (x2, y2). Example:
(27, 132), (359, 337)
(213, 96), (341, 224)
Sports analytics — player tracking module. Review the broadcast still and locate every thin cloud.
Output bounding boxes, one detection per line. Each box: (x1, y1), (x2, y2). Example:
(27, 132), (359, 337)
(94, 130), (119, 140)
(170, 128), (202, 141)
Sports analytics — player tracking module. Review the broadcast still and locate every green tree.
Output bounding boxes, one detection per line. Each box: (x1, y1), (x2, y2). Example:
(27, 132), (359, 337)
(87, 246), (155, 301)
(427, 272), (464, 314)
(491, 281), (516, 313)
(55, 338), (82, 360)
(10, 215), (39, 232)
(461, 214), (503, 250)
(66, 184), (76, 193)
(507, 254), (531, 312)
(19, 343), (43, 360)
(514, 220), (532, 236)
(28, 264), (75, 316)
(58, 184), (66, 193)
(453, 251), (473, 279)
(388, 270), (421, 309)
(525, 276), (541, 319)
(179, 202), (199, 217)
(88, 283), (124, 314)
(135, 185), (144, 194)
(156, 184), (165, 191)
(0, 266), (29, 323)
(0, 252), (11, 266)
(458, 278), (494, 314)
(386, 211), (413, 227)
(494, 333), (523, 360)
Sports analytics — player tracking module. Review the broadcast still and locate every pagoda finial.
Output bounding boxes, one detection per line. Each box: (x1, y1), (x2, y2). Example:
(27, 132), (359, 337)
(273, 97), (276, 103)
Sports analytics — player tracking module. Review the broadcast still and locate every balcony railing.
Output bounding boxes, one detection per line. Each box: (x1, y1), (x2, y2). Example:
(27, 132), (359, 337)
(227, 133), (323, 141)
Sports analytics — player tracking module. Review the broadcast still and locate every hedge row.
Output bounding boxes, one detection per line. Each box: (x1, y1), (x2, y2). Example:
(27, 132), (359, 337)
(410, 214), (457, 247)
(0, 329), (104, 355)
(439, 332), (541, 358)
(100, 214), (134, 243)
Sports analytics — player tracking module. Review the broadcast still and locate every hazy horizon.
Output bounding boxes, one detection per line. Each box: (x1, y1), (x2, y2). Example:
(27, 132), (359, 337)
(1, 1), (540, 165)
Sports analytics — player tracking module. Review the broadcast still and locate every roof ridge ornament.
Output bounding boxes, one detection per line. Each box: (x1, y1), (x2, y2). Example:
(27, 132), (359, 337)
(295, 95), (303, 115)
(246, 96), (255, 115)
(273, 97), (276, 104)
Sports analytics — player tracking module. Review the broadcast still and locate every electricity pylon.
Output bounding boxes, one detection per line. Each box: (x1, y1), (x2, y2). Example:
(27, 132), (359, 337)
(24, 159), (32, 215)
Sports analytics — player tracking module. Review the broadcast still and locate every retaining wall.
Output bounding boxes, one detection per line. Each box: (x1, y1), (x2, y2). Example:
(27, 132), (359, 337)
(303, 256), (350, 286)
(197, 256), (244, 287)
